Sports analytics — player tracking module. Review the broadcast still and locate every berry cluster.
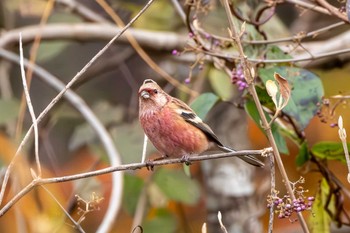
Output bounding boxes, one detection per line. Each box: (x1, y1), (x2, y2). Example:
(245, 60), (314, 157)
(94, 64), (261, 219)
(231, 65), (248, 91)
(267, 178), (314, 222)
(267, 193), (314, 220)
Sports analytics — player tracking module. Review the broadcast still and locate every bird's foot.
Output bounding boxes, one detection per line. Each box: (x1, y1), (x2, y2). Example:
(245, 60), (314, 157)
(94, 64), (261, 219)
(145, 159), (154, 171)
(180, 154), (192, 166)
(145, 156), (167, 171)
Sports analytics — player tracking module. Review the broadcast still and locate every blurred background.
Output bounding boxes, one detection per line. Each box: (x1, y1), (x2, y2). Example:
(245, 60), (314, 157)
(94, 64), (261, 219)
(0, 0), (350, 232)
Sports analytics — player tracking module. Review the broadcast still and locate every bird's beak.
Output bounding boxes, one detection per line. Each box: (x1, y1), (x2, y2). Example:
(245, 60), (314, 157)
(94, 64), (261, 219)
(140, 90), (150, 99)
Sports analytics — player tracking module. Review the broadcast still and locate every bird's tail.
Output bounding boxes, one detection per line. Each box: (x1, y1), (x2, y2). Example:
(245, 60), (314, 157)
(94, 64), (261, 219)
(218, 145), (264, 167)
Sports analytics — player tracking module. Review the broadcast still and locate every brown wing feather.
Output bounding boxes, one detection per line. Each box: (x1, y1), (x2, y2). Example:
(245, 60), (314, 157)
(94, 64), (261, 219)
(170, 97), (224, 146)
(170, 98), (264, 167)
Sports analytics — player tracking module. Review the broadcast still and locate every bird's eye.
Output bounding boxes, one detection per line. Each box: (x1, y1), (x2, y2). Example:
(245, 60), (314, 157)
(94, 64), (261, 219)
(153, 89), (158, 94)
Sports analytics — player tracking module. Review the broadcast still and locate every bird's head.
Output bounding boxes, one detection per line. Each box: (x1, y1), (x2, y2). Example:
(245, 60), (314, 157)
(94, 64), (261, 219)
(138, 79), (168, 112)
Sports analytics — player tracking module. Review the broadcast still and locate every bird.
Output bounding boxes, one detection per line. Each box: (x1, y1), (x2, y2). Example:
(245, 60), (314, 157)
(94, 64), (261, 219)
(138, 79), (264, 167)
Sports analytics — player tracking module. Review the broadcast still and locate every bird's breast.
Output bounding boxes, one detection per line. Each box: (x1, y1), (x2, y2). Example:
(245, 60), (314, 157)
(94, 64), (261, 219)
(140, 107), (209, 157)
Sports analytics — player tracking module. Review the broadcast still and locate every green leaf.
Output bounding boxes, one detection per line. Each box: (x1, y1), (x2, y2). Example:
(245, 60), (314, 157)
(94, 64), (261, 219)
(255, 86), (275, 108)
(122, 174), (144, 215)
(0, 99), (20, 125)
(309, 178), (331, 233)
(296, 142), (310, 166)
(244, 100), (289, 154)
(153, 168), (201, 205)
(190, 93), (219, 119)
(311, 142), (349, 163)
(259, 66), (324, 130)
(208, 68), (234, 100)
(143, 209), (177, 233)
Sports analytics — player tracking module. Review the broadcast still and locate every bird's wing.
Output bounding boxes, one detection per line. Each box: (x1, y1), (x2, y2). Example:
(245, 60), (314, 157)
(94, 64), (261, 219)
(170, 98), (224, 147)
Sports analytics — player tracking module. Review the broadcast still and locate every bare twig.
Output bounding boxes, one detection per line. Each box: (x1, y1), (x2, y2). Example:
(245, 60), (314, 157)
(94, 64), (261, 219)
(221, 0), (309, 232)
(0, 148), (269, 217)
(19, 33), (41, 177)
(0, 23), (186, 49)
(41, 185), (85, 233)
(286, 0), (331, 15)
(16, 0), (55, 142)
(244, 21), (345, 45)
(0, 48), (123, 233)
(201, 46), (350, 64)
(141, 135), (148, 163)
(338, 116), (350, 183)
(1, 22), (350, 66)
(217, 211), (228, 233)
(268, 155), (275, 233)
(55, 0), (109, 23)
(0, 0), (152, 206)
(316, 0), (349, 22)
(95, 0), (197, 96)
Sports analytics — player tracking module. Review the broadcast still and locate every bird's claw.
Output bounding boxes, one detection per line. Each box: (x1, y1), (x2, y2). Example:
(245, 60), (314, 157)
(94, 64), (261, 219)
(180, 155), (192, 166)
(145, 160), (154, 171)
(145, 156), (167, 171)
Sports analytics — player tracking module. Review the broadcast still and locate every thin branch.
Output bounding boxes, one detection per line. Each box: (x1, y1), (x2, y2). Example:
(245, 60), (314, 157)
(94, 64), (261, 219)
(316, 0), (349, 22)
(0, 148), (270, 217)
(141, 135), (148, 163)
(0, 0), (151, 205)
(171, 0), (186, 23)
(268, 154), (275, 233)
(95, 0), (197, 96)
(244, 21), (345, 45)
(41, 185), (85, 233)
(55, 0), (109, 23)
(221, 0), (310, 232)
(19, 33), (41, 176)
(201, 46), (350, 64)
(286, 0), (331, 15)
(0, 23), (186, 49)
(0, 48), (123, 233)
(1, 23), (350, 66)
(16, 0), (55, 142)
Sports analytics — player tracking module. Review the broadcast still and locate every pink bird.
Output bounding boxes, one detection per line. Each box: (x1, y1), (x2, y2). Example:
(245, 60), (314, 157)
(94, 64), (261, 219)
(138, 79), (264, 167)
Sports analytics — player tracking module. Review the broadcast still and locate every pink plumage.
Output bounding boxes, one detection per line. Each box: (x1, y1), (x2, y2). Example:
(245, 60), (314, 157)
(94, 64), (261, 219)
(138, 79), (264, 167)
(140, 101), (209, 157)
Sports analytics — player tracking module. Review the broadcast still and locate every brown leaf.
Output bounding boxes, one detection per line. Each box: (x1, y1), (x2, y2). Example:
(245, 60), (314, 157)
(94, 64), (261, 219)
(274, 72), (291, 108)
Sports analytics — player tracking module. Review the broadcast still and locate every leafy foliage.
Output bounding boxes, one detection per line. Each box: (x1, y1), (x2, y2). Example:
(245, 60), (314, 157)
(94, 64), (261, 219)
(245, 99), (289, 154)
(296, 142), (310, 166)
(259, 66), (324, 130)
(153, 168), (201, 205)
(208, 68), (234, 100)
(309, 179), (332, 233)
(190, 92), (219, 119)
(311, 142), (350, 163)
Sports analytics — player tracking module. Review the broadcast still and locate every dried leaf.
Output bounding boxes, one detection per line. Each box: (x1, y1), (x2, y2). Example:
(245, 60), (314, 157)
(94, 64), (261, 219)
(274, 72), (291, 108)
(266, 80), (278, 107)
